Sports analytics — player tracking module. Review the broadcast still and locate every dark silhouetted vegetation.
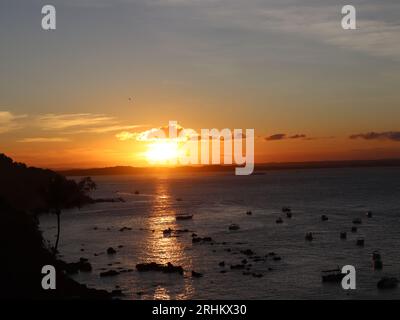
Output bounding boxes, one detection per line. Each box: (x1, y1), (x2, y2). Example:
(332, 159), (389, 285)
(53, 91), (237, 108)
(0, 153), (109, 299)
(0, 153), (93, 213)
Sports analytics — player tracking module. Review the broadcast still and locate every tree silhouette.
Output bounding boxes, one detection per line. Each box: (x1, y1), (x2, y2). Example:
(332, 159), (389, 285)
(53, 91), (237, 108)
(45, 176), (75, 253)
(78, 177), (97, 198)
(45, 176), (96, 253)
(0, 153), (98, 254)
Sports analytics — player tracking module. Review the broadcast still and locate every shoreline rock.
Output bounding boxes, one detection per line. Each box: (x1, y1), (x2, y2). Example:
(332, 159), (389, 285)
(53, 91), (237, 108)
(94, 197), (125, 203)
(136, 262), (184, 275)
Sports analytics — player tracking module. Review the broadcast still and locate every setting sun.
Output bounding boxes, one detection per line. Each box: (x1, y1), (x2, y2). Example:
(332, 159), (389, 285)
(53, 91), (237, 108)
(145, 140), (180, 164)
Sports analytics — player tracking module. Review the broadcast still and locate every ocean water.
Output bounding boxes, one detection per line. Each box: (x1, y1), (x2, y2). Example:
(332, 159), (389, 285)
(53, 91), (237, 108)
(39, 167), (400, 300)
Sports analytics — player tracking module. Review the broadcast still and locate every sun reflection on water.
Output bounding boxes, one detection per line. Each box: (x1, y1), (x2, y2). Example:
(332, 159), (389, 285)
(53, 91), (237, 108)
(143, 178), (194, 299)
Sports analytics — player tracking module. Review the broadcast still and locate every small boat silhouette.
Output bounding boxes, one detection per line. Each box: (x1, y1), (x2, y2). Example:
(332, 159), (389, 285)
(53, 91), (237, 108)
(321, 268), (345, 283)
(372, 250), (383, 270)
(163, 228), (173, 236)
(228, 223), (240, 231)
(377, 277), (398, 289)
(176, 215), (193, 221)
(356, 238), (365, 246)
(372, 250), (381, 261)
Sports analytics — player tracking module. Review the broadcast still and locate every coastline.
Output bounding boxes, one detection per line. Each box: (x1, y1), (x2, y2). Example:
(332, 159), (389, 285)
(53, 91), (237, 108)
(1, 200), (111, 299)
(0, 153), (112, 299)
(57, 159), (400, 176)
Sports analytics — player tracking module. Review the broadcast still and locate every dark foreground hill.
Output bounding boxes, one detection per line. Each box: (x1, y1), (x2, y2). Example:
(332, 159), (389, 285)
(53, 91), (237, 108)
(0, 199), (110, 299)
(0, 154), (110, 299)
(0, 154), (92, 213)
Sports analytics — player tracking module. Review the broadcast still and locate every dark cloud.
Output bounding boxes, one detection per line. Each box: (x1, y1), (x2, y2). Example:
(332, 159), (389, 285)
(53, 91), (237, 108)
(265, 133), (307, 141)
(265, 134), (286, 141)
(289, 134), (306, 139)
(349, 131), (400, 142)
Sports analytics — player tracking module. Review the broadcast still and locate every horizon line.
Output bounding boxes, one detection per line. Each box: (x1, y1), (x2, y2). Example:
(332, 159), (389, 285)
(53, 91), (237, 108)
(53, 158), (400, 175)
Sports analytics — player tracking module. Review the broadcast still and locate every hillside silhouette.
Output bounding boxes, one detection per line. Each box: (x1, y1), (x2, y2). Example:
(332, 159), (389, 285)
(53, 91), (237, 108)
(0, 154), (92, 213)
(58, 159), (400, 176)
(0, 153), (109, 299)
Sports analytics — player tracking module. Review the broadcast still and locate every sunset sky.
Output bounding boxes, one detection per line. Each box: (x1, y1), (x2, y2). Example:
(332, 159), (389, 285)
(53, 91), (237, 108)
(1, 0), (400, 168)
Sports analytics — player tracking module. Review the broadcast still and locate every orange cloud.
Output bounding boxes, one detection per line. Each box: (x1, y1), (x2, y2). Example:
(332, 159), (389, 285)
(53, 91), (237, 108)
(0, 111), (26, 133)
(17, 137), (71, 143)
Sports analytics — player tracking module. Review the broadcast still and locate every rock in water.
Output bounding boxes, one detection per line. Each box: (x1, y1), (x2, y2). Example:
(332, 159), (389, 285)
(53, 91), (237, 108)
(191, 271), (203, 278)
(100, 270), (120, 277)
(305, 232), (313, 241)
(136, 262), (184, 275)
(107, 247), (117, 254)
(377, 277), (398, 289)
(228, 224), (240, 231)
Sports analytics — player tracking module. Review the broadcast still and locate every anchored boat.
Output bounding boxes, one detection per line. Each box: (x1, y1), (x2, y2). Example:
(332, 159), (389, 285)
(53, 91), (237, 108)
(321, 268), (345, 283)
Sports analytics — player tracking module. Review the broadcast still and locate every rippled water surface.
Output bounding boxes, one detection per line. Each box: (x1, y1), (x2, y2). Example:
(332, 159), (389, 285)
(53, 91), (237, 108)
(40, 167), (400, 299)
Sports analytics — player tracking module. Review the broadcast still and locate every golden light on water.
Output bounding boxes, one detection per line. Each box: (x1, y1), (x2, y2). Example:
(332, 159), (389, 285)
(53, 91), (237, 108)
(142, 179), (194, 299)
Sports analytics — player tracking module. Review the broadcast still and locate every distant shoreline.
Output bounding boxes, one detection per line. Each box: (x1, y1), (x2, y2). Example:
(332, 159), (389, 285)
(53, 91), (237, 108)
(58, 159), (400, 176)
